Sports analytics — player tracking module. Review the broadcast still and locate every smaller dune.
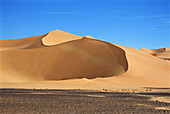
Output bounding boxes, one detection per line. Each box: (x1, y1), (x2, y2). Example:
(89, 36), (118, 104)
(140, 48), (170, 60)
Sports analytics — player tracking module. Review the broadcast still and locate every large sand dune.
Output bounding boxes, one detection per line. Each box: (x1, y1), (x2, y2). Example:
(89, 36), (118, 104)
(0, 30), (169, 89)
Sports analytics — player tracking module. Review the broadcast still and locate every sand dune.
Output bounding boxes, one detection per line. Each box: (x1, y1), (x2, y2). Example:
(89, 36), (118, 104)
(0, 38), (128, 81)
(141, 48), (170, 60)
(0, 29), (169, 89)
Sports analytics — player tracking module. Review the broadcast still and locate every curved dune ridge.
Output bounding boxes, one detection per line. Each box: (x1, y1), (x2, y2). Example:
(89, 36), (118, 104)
(0, 29), (169, 89)
(0, 30), (128, 81)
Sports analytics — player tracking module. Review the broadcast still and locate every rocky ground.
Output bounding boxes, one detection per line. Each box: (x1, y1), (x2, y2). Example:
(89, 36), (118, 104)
(0, 89), (169, 114)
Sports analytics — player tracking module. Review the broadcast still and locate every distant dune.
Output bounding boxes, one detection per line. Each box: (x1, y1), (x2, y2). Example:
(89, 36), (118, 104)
(0, 30), (169, 89)
(141, 48), (170, 60)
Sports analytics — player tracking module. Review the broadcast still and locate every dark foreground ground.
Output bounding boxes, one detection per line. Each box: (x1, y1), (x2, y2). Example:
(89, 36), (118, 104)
(0, 89), (170, 114)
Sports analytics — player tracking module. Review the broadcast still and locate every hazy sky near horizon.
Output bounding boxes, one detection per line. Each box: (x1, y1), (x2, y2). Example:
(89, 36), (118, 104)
(0, 0), (169, 49)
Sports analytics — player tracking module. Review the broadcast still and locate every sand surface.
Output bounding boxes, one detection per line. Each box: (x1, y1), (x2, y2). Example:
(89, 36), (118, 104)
(0, 29), (169, 89)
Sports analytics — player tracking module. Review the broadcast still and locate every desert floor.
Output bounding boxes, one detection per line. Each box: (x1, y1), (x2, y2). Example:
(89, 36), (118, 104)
(0, 88), (170, 114)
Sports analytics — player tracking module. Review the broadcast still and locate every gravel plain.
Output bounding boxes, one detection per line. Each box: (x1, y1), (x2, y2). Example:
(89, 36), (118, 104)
(0, 89), (170, 114)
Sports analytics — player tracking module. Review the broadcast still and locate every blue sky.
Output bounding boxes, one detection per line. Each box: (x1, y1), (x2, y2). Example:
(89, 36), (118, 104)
(1, 0), (169, 49)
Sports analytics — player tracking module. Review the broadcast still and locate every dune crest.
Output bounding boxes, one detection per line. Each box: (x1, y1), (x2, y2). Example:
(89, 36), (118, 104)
(84, 35), (95, 39)
(42, 29), (82, 46)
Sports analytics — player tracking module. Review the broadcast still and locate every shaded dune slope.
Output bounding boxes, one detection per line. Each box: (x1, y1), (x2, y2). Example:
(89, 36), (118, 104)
(0, 36), (128, 81)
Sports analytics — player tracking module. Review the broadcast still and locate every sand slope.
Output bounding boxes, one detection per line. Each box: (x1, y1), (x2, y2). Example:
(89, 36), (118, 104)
(0, 30), (169, 89)
(0, 34), (47, 51)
